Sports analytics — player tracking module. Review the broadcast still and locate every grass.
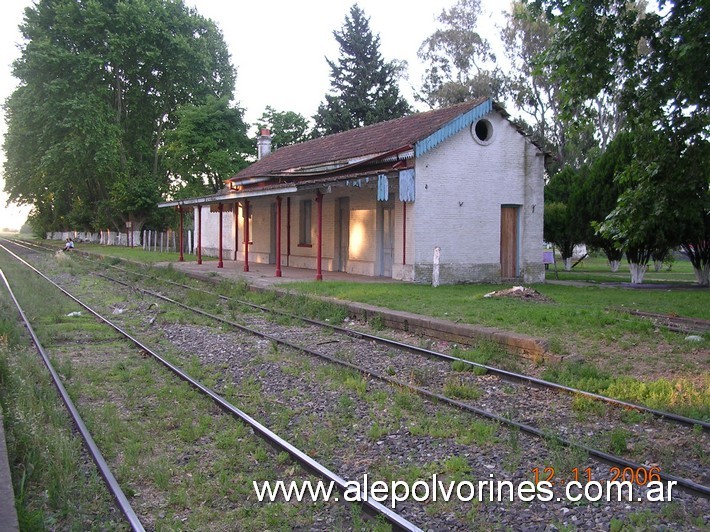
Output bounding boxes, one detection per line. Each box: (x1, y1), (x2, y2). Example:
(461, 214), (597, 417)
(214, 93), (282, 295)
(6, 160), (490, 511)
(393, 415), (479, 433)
(34, 240), (708, 420)
(283, 279), (709, 330)
(546, 253), (698, 284)
(275, 276), (708, 419)
(0, 251), (350, 530)
(0, 339), (125, 529)
(450, 341), (519, 374)
(443, 377), (483, 401)
(543, 361), (709, 421)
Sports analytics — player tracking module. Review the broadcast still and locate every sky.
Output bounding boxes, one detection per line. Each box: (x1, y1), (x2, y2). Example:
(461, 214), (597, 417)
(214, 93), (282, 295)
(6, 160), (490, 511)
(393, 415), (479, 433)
(0, 0), (510, 231)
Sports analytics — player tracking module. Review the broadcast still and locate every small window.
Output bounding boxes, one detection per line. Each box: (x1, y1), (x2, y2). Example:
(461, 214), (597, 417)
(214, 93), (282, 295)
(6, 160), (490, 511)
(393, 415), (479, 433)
(472, 119), (494, 145)
(299, 200), (312, 245)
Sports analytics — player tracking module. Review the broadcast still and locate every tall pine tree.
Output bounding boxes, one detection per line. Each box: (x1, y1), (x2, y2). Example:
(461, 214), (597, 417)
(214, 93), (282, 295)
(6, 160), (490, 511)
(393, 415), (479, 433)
(312, 4), (410, 136)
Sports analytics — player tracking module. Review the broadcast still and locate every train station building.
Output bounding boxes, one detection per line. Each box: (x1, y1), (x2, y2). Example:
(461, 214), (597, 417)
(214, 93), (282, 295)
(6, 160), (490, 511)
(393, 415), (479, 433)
(159, 97), (545, 284)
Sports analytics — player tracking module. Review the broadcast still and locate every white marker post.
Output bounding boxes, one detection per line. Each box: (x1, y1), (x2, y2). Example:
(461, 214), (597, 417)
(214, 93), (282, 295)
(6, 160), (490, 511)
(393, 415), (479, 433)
(432, 246), (441, 287)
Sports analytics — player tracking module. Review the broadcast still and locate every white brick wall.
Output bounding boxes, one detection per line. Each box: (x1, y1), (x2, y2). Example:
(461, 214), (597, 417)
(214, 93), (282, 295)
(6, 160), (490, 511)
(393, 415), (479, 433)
(413, 112), (544, 283)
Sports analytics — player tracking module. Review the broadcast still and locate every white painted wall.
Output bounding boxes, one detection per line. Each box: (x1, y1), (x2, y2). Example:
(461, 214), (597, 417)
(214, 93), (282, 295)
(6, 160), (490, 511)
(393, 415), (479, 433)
(413, 111), (545, 283)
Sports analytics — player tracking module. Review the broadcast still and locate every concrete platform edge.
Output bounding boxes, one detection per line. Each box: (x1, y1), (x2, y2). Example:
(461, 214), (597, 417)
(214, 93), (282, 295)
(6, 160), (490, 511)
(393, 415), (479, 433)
(0, 407), (20, 532)
(174, 267), (556, 363)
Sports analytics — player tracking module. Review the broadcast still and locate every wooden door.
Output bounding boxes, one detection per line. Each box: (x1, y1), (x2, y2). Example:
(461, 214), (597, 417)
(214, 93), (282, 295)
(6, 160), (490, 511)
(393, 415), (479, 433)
(500, 206), (519, 278)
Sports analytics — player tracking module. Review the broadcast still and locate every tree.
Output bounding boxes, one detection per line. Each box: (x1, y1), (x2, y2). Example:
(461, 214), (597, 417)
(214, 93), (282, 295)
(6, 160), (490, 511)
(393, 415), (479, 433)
(535, 0), (710, 284)
(544, 166), (582, 270)
(312, 4), (410, 136)
(256, 106), (310, 148)
(500, 1), (599, 170)
(417, 0), (501, 108)
(163, 96), (251, 195)
(570, 133), (634, 272)
(3, 0), (235, 234)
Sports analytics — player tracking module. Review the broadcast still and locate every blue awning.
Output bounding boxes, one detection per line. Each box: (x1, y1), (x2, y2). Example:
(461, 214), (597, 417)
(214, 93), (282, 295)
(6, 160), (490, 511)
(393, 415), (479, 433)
(414, 99), (493, 157)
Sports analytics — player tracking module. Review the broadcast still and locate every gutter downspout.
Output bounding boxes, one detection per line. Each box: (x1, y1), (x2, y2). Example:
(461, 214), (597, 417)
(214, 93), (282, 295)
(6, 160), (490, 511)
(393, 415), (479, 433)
(287, 197), (291, 267)
(402, 201), (406, 266)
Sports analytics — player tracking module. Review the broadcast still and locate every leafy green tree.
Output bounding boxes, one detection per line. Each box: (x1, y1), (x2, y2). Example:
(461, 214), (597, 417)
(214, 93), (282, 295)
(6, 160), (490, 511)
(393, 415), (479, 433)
(417, 0), (501, 108)
(312, 4), (410, 136)
(163, 96), (251, 195)
(535, 0), (709, 284)
(500, 1), (600, 170)
(256, 106), (310, 148)
(544, 203), (577, 271)
(570, 133), (635, 271)
(544, 167), (582, 270)
(3, 0), (235, 234)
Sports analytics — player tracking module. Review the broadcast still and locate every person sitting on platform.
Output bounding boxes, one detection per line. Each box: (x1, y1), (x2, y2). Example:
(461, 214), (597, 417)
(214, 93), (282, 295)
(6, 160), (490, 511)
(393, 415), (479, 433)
(63, 238), (74, 251)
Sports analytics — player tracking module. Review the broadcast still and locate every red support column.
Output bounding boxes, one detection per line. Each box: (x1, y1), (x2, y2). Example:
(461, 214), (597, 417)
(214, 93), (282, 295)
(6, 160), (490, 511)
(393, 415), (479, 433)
(217, 203), (224, 268)
(243, 200), (250, 272)
(402, 201), (407, 265)
(275, 196), (282, 277)
(197, 206), (202, 265)
(178, 206), (184, 262)
(316, 191), (323, 281)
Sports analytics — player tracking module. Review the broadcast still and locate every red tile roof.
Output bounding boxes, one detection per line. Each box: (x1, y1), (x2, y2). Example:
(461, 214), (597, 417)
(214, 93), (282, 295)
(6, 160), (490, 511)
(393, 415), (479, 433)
(230, 97), (490, 180)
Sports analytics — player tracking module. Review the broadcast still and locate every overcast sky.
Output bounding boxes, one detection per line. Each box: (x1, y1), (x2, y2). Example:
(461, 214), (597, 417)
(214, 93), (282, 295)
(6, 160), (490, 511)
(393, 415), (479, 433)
(0, 0), (510, 230)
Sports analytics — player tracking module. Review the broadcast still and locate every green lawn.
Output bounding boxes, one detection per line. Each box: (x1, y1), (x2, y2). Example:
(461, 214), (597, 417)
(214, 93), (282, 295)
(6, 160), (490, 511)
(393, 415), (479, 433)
(546, 253), (698, 284)
(284, 279), (709, 327)
(279, 279), (709, 419)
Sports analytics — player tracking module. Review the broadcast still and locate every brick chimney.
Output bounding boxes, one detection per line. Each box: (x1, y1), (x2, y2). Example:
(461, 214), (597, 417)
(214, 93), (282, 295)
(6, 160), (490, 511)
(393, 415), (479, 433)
(257, 128), (272, 160)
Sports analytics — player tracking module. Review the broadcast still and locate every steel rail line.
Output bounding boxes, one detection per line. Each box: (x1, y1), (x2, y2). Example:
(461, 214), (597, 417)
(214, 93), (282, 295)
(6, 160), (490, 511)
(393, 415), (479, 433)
(86, 261), (710, 431)
(619, 308), (710, 335)
(0, 268), (146, 532)
(86, 269), (710, 500)
(5, 237), (709, 431)
(0, 242), (422, 532)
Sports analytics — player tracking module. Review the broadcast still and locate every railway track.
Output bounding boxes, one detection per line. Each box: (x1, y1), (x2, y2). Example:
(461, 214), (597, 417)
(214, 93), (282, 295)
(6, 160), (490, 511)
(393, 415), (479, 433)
(618, 308), (710, 335)
(0, 241), (420, 531)
(3, 238), (709, 529)
(0, 268), (145, 532)
(11, 236), (708, 429)
(92, 271), (710, 493)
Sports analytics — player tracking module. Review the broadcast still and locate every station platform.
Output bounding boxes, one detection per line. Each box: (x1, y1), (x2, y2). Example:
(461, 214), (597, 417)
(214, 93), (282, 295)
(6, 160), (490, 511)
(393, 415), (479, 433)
(162, 258), (401, 289)
(0, 408), (19, 531)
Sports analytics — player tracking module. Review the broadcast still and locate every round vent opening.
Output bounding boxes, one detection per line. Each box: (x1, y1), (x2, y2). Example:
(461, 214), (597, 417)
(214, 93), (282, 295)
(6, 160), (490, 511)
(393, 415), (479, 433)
(472, 119), (494, 145)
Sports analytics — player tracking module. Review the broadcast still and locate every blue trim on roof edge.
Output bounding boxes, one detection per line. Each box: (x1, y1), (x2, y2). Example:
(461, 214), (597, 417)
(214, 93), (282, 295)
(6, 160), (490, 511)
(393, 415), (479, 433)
(415, 99), (493, 157)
